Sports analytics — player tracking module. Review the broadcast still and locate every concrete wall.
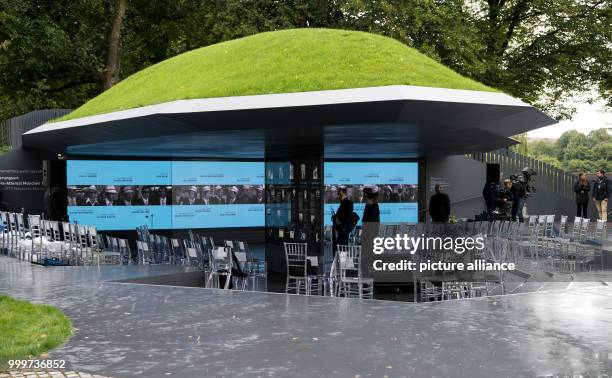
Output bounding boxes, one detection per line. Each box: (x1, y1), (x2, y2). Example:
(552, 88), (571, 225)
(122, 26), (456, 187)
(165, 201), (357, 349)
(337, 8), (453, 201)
(526, 189), (597, 220)
(425, 155), (487, 220)
(425, 154), (591, 220)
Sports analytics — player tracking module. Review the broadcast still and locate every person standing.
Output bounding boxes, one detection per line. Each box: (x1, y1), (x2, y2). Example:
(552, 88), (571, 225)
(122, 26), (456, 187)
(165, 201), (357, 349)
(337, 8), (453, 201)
(574, 172), (591, 218)
(362, 191), (380, 223)
(429, 184), (450, 223)
(511, 179), (527, 222)
(483, 175), (501, 215)
(332, 187), (353, 254)
(361, 189), (381, 269)
(592, 169), (610, 222)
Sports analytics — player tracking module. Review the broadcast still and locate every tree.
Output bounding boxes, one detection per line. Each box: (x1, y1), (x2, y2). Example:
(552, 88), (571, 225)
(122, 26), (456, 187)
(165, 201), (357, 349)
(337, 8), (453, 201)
(530, 139), (555, 158)
(555, 130), (584, 160)
(102, 0), (128, 90)
(467, 0), (611, 118)
(524, 128), (611, 173)
(0, 1), (109, 118)
(1, 0), (610, 121)
(566, 159), (591, 173)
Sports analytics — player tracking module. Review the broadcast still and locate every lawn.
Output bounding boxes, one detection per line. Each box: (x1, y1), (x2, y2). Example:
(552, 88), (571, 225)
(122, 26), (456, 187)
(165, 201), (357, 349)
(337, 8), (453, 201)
(60, 28), (496, 121)
(0, 295), (72, 364)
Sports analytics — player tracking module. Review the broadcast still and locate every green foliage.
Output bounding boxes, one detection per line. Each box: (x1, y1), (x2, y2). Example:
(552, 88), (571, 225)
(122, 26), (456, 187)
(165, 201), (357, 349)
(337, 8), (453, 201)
(530, 139), (556, 158)
(0, 0), (610, 121)
(0, 0), (108, 120)
(61, 29), (495, 120)
(0, 295), (72, 364)
(511, 133), (529, 155)
(472, 0), (611, 118)
(525, 128), (611, 173)
(535, 154), (563, 169)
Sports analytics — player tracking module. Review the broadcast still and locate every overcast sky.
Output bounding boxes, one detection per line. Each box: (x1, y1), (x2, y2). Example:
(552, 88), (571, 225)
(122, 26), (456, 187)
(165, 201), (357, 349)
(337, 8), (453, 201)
(527, 100), (612, 139)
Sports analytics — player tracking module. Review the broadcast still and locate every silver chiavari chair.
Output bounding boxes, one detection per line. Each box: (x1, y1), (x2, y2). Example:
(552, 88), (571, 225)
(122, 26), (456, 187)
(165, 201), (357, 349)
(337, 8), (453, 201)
(337, 244), (373, 299)
(0, 212), (10, 254)
(118, 238), (131, 264)
(206, 245), (233, 289)
(136, 240), (152, 265)
(27, 214), (43, 262)
(284, 242), (322, 295)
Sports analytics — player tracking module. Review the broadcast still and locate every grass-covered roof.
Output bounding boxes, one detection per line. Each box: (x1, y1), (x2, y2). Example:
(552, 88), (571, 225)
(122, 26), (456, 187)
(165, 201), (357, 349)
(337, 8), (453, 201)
(61, 28), (496, 121)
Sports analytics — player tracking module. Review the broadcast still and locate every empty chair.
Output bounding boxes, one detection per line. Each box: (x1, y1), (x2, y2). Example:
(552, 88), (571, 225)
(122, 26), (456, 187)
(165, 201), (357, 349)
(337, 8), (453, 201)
(170, 238), (184, 265)
(206, 246), (233, 289)
(558, 215), (568, 238)
(183, 239), (204, 268)
(336, 245), (374, 299)
(27, 214), (43, 262)
(284, 242), (321, 295)
(118, 238), (132, 264)
(0, 212), (10, 253)
(420, 281), (442, 302)
(136, 240), (152, 265)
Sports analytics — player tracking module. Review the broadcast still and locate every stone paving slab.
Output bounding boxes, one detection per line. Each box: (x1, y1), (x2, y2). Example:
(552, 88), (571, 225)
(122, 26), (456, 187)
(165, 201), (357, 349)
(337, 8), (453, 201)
(0, 371), (110, 378)
(2, 256), (612, 377)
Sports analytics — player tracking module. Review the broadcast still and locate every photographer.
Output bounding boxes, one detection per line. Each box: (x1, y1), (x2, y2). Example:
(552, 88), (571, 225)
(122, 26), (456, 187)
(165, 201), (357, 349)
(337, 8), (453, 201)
(510, 178), (527, 222)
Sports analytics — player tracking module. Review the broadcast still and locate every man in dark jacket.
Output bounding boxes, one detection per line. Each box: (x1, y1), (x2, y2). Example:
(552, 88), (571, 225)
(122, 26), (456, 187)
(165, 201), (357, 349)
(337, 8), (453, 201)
(332, 187), (353, 254)
(592, 169), (610, 221)
(511, 179), (527, 222)
(429, 184), (450, 223)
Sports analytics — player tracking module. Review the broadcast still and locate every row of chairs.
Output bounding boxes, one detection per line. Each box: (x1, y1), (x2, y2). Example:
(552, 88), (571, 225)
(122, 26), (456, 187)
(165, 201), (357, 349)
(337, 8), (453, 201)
(420, 281), (490, 302)
(284, 242), (374, 299)
(135, 226), (267, 291)
(526, 215), (607, 273)
(0, 211), (127, 266)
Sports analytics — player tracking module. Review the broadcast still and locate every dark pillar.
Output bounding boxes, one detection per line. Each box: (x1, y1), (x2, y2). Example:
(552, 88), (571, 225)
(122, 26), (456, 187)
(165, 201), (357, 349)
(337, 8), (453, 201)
(264, 147), (324, 274)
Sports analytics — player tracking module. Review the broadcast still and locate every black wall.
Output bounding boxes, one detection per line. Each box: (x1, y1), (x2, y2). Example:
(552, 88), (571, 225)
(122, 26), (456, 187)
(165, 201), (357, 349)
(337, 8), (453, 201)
(0, 147), (60, 216)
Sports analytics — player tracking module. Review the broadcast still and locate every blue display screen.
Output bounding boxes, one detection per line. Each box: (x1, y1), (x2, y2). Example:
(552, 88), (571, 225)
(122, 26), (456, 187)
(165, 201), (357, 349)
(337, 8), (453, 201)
(324, 162), (419, 225)
(67, 160), (265, 230)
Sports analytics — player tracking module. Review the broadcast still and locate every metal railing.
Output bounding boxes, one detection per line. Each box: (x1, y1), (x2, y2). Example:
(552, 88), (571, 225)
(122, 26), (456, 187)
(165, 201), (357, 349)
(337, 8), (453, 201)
(0, 109), (71, 152)
(470, 149), (576, 200)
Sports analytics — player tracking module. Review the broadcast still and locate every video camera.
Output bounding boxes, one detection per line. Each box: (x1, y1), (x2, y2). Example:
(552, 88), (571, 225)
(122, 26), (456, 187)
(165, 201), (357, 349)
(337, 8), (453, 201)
(509, 167), (537, 194)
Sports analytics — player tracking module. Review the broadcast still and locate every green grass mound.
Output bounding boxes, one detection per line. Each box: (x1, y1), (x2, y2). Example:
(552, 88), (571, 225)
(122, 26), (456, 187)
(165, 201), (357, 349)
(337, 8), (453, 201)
(61, 28), (495, 121)
(0, 295), (72, 364)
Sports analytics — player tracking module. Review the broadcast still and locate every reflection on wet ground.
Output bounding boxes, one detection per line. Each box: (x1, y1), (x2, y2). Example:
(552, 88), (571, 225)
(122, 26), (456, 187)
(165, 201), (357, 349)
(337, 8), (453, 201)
(2, 256), (612, 377)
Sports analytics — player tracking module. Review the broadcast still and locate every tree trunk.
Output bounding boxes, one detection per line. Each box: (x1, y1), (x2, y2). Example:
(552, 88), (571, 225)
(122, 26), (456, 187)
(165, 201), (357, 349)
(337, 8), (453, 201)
(102, 0), (127, 90)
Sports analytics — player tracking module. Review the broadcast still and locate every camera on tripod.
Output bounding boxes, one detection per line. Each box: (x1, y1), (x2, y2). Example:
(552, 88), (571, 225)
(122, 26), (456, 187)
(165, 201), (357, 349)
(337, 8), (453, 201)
(509, 167), (537, 194)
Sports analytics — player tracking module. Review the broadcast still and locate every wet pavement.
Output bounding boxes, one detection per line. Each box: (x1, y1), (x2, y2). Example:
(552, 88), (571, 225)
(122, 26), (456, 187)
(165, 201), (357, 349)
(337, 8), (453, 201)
(0, 371), (110, 378)
(2, 256), (612, 377)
